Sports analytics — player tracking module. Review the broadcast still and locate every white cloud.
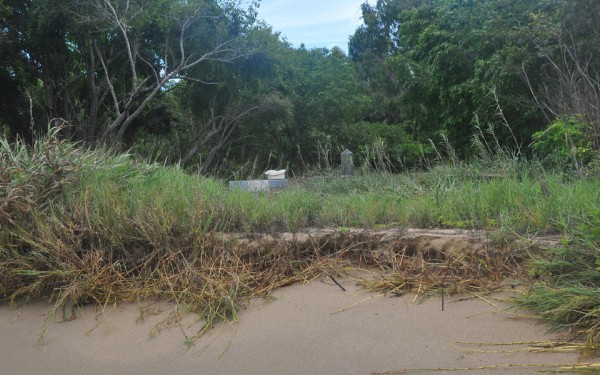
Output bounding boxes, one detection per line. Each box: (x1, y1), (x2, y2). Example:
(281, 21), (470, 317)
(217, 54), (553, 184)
(260, 0), (365, 27)
(258, 0), (374, 50)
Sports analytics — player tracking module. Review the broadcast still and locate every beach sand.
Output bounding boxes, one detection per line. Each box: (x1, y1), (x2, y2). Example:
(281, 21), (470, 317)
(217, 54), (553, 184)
(0, 278), (583, 374)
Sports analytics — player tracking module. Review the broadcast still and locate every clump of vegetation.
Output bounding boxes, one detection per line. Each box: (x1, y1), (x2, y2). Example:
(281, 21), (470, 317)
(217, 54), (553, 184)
(0, 131), (334, 342)
(1, 129), (599, 345)
(358, 244), (523, 299)
(517, 214), (600, 336)
(532, 116), (599, 172)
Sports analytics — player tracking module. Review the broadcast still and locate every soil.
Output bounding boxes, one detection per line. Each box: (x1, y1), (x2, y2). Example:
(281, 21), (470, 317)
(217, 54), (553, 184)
(213, 227), (560, 260)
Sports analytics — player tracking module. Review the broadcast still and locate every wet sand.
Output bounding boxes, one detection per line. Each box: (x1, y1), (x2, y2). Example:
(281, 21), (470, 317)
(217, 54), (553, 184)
(0, 279), (584, 374)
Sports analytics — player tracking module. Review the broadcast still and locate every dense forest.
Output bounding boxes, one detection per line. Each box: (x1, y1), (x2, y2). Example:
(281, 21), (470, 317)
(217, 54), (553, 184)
(1, 0), (598, 175)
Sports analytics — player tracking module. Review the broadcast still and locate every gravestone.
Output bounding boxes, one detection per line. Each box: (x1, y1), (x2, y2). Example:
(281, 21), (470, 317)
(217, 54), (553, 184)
(341, 149), (354, 176)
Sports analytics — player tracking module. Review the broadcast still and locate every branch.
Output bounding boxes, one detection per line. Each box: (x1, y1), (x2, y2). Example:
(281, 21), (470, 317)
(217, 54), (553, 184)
(521, 63), (553, 124)
(94, 43), (121, 117)
(175, 76), (222, 85)
(138, 54), (160, 86)
(102, 0), (138, 92)
(180, 39), (243, 71)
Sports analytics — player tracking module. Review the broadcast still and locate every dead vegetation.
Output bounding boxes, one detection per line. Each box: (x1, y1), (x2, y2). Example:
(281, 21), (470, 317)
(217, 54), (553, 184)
(217, 227), (533, 297)
(2, 208), (541, 345)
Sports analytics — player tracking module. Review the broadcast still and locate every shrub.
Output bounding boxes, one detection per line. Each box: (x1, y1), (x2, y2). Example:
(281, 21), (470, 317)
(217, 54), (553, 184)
(335, 121), (431, 171)
(532, 116), (597, 169)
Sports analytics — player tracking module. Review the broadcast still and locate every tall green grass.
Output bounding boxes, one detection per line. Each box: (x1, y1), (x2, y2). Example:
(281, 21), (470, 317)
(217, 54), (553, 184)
(294, 167), (598, 235)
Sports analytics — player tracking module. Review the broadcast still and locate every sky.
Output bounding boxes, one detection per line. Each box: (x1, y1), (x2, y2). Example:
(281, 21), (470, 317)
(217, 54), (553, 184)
(257, 0), (374, 52)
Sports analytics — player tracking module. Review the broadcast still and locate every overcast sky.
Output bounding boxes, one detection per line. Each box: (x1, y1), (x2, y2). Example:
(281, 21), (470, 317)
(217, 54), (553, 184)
(257, 0), (374, 52)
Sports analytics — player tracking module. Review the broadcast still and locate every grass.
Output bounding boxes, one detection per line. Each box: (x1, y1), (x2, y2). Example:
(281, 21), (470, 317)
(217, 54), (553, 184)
(1, 129), (599, 345)
(298, 168), (598, 235)
(516, 213), (600, 338)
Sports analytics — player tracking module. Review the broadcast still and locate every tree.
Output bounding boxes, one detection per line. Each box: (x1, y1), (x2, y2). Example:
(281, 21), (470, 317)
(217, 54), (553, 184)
(128, 24), (296, 172)
(0, 0), (35, 139)
(349, 0), (431, 124)
(18, 0), (259, 144)
(349, 0), (565, 156)
(526, 0), (600, 151)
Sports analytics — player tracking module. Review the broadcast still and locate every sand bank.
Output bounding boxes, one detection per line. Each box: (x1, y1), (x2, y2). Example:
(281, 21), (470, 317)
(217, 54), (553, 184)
(0, 279), (584, 374)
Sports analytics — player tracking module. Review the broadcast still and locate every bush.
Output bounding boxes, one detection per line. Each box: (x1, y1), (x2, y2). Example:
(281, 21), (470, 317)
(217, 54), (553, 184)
(334, 121), (431, 171)
(532, 116), (597, 170)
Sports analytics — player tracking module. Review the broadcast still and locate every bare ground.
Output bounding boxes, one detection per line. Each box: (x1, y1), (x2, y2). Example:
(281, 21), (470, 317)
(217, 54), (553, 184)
(212, 227), (560, 260)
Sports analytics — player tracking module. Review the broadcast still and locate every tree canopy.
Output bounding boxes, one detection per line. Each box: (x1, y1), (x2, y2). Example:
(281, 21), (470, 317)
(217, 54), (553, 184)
(1, 0), (598, 174)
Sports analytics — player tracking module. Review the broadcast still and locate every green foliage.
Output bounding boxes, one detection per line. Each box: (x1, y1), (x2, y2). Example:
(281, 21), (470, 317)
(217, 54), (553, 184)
(2, 0), (600, 177)
(0, 0), (34, 139)
(129, 36), (376, 174)
(336, 121), (430, 170)
(3, 133), (597, 242)
(270, 47), (373, 171)
(348, 0), (584, 157)
(532, 116), (597, 169)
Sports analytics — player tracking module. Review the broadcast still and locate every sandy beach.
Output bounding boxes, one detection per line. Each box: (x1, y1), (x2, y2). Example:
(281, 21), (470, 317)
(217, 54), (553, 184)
(0, 278), (584, 375)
